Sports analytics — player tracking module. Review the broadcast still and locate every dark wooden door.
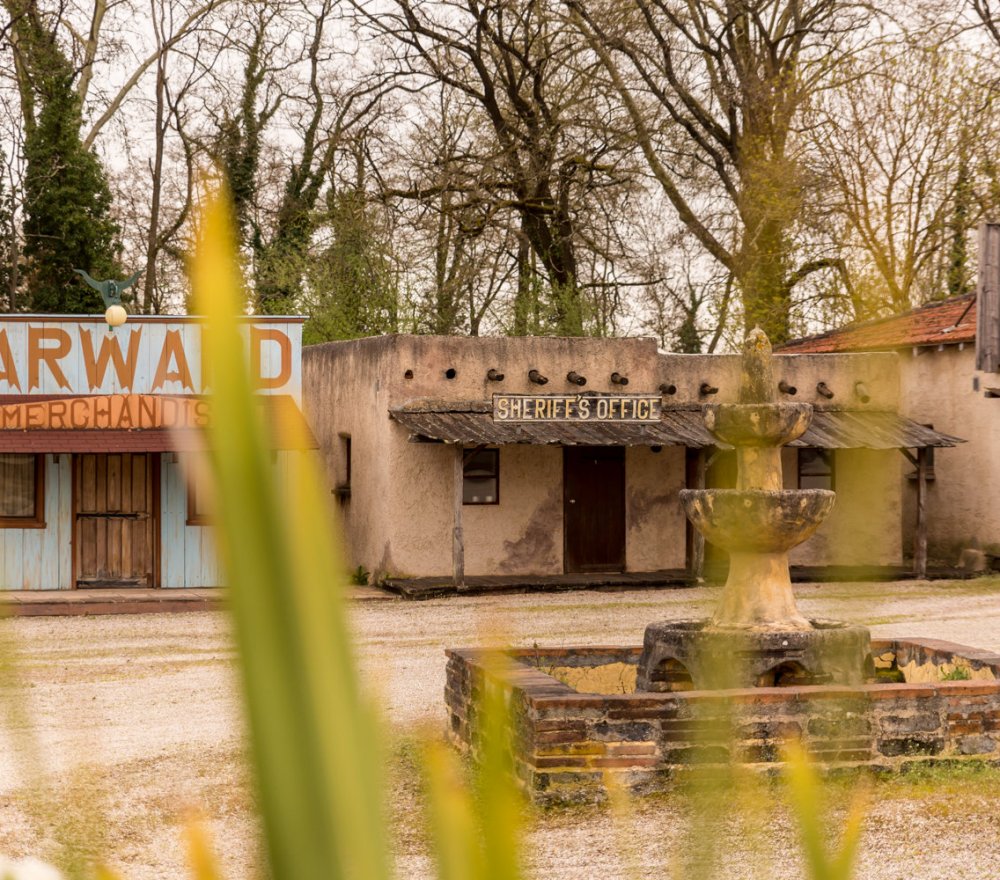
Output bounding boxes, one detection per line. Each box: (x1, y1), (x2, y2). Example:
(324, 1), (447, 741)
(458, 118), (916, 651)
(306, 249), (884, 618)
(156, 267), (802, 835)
(74, 453), (158, 588)
(563, 446), (626, 573)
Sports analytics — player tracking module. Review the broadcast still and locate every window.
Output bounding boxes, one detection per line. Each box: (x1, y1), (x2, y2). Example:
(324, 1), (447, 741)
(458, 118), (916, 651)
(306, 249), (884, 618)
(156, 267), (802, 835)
(798, 448), (834, 490)
(463, 448), (499, 505)
(0, 454), (45, 528)
(335, 434), (352, 501)
(186, 480), (212, 526)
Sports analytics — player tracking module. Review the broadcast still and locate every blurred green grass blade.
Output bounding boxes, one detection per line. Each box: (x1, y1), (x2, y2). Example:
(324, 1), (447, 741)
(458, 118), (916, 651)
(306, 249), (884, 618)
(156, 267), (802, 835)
(786, 743), (866, 880)
(423, 741), (485, 880)
(475, 654), (524, 880)
(192, 187), (391, 880)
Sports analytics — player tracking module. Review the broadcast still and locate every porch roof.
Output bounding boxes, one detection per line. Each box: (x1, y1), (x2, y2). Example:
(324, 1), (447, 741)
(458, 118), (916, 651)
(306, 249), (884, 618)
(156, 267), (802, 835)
(389, 400), (963, 450)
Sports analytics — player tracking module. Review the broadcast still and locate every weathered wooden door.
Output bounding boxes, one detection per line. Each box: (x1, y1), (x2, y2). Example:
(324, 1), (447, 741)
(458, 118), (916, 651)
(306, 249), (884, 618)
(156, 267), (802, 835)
(74, 453), (158, 587)
(563, 446), (626, 573)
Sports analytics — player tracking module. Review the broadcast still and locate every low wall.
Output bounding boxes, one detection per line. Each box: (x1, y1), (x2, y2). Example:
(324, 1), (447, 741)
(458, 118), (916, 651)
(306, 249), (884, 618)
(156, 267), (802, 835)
(445, 640), (1000, 804)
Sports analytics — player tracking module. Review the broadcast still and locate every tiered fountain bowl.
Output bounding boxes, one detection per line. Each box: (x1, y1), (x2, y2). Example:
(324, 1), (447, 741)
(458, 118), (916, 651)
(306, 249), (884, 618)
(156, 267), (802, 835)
(635, 329), (872, 691)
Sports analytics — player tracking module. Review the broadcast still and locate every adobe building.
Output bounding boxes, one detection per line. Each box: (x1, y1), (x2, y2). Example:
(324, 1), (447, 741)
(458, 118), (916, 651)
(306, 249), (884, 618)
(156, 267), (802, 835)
(303, 335), (959, 587)
(0, 315), (312, 590)
(781, 289), (995, 564)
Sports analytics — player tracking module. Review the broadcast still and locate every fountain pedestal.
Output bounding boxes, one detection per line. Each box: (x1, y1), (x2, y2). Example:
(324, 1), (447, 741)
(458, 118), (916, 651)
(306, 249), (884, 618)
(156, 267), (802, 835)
(636, 329), (872, 692)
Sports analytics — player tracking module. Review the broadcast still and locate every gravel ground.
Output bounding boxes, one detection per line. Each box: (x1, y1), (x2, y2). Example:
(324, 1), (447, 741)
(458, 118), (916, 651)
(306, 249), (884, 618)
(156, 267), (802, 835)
(0, 579), (999, 878)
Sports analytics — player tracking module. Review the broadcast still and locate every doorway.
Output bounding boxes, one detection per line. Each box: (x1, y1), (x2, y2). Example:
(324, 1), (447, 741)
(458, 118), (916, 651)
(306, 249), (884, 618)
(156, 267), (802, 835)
(73, 453), (159, 587)
(563, 446), (626, 573)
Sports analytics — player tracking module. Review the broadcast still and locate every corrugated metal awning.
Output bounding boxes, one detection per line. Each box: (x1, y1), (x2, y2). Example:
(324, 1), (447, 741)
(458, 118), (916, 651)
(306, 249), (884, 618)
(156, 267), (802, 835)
(389, 401), (963, 450)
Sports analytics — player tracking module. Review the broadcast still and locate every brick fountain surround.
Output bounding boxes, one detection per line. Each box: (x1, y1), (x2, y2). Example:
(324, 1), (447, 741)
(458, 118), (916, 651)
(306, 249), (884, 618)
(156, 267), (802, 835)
(445, 640), (1000, 804)
(445, 330), (1000, 803)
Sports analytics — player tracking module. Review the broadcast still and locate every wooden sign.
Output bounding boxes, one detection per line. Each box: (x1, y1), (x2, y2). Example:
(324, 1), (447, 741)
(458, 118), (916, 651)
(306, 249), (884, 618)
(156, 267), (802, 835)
(0, 318), (302, 399)
(493, 393), (661, 423)
(0, 394), (209, 431)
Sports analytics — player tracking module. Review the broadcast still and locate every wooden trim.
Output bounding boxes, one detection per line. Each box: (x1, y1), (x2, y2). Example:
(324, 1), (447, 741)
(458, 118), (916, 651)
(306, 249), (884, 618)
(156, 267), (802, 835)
(0, 454), (46, 528)
(453, 444), (465, 589)
(915, 447), (928, 580)
(71, 454), (78, 589)
(152, 454), (162, 588)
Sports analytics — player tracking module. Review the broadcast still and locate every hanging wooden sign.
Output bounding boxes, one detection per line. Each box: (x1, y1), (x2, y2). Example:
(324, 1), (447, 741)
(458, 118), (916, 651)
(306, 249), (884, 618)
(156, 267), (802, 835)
(493, 393), (661, 423)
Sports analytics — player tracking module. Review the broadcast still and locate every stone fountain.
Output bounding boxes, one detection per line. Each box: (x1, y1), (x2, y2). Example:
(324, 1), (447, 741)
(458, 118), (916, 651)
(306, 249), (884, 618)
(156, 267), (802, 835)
(636, 329), (872, 691)
(446, 327), (1000, 804)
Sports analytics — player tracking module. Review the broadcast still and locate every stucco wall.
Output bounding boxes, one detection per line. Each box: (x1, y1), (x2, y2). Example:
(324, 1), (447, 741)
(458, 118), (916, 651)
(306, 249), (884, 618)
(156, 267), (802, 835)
(782, 448), (902, 567)
(898, 346), (999, 559)
(626, 446), (687, 571)
(302, 336), (907, 578)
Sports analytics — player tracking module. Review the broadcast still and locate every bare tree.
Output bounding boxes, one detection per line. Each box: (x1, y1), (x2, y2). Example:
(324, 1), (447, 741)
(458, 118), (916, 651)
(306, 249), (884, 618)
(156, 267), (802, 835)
(568, 0), (874, 344)
(360, 0), (638, 336)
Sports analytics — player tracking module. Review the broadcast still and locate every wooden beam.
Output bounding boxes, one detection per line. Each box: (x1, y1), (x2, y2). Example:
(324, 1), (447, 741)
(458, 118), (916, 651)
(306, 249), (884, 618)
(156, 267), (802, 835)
(915, 446), (928, 579)
(978, 223), (1000, 372)
(690, 448), (708, 581)
(453, 443), (465, 590)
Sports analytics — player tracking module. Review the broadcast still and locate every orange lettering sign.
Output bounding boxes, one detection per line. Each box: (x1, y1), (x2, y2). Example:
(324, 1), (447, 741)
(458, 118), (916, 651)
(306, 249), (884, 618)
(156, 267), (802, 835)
(0, 395), (210, 430)
(0, 330), (21, 390)
(250, 327), (292, 390)
(151, 330), (195, 392)
(80, 327), (141, 390)
(28, 327), (72, 391)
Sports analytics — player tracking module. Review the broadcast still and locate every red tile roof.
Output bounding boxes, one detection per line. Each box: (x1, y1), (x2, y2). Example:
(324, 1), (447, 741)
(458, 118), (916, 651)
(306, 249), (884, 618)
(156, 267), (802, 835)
(778, 294), (976, 354)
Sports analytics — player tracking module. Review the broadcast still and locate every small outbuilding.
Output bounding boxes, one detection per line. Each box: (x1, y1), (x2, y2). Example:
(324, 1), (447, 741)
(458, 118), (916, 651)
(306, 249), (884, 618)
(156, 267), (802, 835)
(782, 291), (992, 567)
(303, 335), (960, 588)
(0, 315), (314, 590)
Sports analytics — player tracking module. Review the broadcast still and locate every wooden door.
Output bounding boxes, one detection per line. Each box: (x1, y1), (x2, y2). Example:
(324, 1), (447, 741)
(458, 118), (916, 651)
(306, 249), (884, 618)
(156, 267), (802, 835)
(563, 446), (626, 573)
(74, 453), (158, 588)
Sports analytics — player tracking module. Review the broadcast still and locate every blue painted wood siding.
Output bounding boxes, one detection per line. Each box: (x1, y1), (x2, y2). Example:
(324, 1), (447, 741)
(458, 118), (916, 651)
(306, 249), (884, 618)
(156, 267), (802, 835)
(160, 454), (223, 588)
(0, 455), (72, 589)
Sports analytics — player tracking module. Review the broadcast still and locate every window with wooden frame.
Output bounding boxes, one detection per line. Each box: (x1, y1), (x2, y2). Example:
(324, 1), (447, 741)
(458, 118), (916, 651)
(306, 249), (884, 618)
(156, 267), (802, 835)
(0, 453), (45, 528)
(798, 448), (834, 491)
(463, 448), (499, 505)
(186, 480), (212, 526)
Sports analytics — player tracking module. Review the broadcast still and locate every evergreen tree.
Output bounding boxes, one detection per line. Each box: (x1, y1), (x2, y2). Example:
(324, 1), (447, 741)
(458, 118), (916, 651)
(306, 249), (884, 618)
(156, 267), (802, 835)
(19, 24), (121, 313)
(302, 189), (398, 343)
(946, 145), (973, 299)
(0, 150), (14, 311)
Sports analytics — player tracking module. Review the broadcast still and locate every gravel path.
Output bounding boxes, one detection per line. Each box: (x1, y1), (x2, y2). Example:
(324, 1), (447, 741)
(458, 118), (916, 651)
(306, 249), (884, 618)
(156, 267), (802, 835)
(0, 579), (998, 878)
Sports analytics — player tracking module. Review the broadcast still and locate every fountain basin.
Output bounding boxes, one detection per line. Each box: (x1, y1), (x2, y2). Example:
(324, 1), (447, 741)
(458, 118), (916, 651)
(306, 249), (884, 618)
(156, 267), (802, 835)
(635, 618), (872, 690)
(704, 402), (812, 446)
(681, 488), (835, 553)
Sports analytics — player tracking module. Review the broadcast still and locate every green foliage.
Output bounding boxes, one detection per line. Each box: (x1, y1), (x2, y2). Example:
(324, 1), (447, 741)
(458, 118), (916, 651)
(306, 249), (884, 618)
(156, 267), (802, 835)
(946, 146), (973, 299)
(21, 45), (121, 313)
(0, 149), (15, 310)
(786, 743), (868, 880)
(302, 189), (399, 343)
(350, 565), (370, 586)
(194, 189), (392, 879)
(940, 665), (972, 681)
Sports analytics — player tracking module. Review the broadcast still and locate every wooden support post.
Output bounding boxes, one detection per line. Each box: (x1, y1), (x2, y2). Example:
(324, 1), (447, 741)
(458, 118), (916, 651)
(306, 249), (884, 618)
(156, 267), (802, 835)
(691, 448), (707, 581)
(453, 443), (465, 590)
(915, 446), (928, 580)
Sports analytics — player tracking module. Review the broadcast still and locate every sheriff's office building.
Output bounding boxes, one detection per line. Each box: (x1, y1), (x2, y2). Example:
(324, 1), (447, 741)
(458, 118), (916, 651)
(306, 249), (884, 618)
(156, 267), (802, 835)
(302, 335), (960, 587)
(0, 315), (312, 590)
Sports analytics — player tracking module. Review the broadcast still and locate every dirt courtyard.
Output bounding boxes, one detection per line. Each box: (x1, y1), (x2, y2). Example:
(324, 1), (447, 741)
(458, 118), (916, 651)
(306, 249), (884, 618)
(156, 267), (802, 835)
(1, 579), (1000, 878)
